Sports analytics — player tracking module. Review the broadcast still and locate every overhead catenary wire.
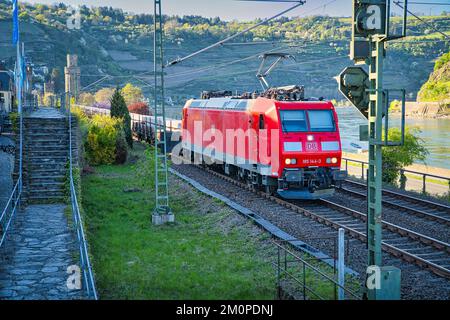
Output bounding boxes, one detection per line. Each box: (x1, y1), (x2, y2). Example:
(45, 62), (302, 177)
(180, 54), (348, 84)
(166, 1), (306, 67)
(394, 1), (450, 40)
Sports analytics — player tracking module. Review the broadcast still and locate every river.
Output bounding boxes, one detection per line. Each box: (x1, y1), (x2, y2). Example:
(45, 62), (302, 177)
(336, 106), (450, 170)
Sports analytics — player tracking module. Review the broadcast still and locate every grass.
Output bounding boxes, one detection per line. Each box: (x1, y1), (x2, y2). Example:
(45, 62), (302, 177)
(81, 144), (277, 299)
(80, 143), (363, 299)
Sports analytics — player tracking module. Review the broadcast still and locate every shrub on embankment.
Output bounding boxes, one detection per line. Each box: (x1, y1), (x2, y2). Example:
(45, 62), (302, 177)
(72, 107), (128, 166)
(382, 127), (429, 185)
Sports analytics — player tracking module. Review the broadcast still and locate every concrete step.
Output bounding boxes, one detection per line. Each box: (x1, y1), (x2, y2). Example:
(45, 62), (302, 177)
(29, 169), (67, 177)
(28, 150), (71, 157)
(25, 145), (77, 151)
(28, 156), (68, 163)
(24, 139), (69, 145)
(30, 175), (66, 184)
(24, 133), (69, 139)
(29, 181), (64, 189)
(27, 194), (66, 204)
(29, 163), (67, 171)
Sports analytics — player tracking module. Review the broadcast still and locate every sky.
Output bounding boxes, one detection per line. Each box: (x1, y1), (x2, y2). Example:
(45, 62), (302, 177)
(21, 0), (449, 21)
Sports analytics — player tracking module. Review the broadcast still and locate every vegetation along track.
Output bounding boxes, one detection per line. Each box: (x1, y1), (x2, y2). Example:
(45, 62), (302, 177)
(174, 162), (450, 280)
(338, 180), (450, 226)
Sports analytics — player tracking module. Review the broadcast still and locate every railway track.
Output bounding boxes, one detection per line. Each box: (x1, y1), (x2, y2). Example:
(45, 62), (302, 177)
(338, 180), (450, 226)
(182, 164), (450, 280)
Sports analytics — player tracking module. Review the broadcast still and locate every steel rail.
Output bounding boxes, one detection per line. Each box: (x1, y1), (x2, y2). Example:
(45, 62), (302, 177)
(193, 165), (450, 279)
(319, 198), (450, 253)
(340, 180), (450, 225)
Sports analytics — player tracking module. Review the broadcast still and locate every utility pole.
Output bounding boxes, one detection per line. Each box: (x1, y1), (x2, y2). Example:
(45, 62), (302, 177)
(339, 0), (407, 300)
(152, 0), (173, 225)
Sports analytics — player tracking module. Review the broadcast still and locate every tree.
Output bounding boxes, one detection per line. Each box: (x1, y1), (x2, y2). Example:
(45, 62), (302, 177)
(128, 102), (151, 115)
(79, 92), (96, 106)
(110, 88), (133, 148)
(121, 83), (143, 106)
(51, 68), (62, 93)
(382, 127), (429, 185)
(43, 92), (56, 106)
(95, 88), (115, 103)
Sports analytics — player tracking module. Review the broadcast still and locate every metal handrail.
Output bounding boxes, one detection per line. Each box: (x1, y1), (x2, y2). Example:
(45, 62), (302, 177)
(274, 241), (361, 300)
(0, 177), (22, 248)
(67, 95), (98, 300)
(342, 157), (450, 193)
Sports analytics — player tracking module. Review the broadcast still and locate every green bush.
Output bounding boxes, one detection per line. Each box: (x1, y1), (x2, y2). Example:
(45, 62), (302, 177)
(382, 127), (429, 185)
(72, 108), (128, 166)
(8, 112), (19, 133)
(85, 114), (124, 166)
(114, 128), (128, 165)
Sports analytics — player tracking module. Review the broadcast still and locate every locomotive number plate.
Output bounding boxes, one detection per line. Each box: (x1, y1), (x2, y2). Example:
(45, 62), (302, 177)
(305, 142), (319, 151)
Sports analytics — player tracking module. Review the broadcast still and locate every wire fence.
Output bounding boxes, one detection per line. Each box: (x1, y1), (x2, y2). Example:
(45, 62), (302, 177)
(273, 240), (362, 300)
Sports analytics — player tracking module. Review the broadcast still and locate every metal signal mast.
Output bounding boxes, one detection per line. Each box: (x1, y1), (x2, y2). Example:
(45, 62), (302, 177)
(339, 0), (408, 300)
(152, 0), (173, 225)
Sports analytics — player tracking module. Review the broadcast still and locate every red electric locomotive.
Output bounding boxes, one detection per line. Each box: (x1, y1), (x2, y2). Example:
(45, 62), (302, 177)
(181, 86), (347, 200)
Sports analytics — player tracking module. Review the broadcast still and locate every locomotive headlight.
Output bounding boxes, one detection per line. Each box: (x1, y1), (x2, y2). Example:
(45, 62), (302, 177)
(307, 135), (314, 142)
(285, 158), (297, 165)
(331, 157), (338, 164)
(326, 158), (332, 164)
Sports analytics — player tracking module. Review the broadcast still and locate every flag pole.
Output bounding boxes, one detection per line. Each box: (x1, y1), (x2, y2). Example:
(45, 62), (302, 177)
(13, 0), (23, 192)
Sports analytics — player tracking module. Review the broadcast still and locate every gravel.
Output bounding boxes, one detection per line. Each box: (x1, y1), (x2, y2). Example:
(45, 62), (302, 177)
(331, 189), (450, 244)
(172, 164), (450, 300)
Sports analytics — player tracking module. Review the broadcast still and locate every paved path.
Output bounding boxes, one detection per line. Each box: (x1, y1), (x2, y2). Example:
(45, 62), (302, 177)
(0, 204), (83, 300)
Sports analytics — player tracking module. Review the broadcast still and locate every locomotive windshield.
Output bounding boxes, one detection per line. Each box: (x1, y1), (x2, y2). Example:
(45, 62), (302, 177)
(279, 110), (308, 132)
(308, 110), (336, 132)
(280, 109), (335, 133)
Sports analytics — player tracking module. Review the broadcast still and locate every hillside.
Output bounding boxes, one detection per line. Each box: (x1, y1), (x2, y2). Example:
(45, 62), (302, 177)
(418, 52), (450, 102)
(0, 0), (449, 104)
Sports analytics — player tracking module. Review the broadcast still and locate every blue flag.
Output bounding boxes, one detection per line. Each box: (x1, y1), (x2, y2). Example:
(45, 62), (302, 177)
(12, 0), (19, 45)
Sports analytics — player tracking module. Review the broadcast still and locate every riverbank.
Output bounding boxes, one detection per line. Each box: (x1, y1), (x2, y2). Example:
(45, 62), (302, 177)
(336, 106), (450, 170)
(394, 101), (450, 119)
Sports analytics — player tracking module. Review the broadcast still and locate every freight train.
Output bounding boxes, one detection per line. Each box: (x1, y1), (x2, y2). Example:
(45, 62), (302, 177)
(181, 86), (347, 200)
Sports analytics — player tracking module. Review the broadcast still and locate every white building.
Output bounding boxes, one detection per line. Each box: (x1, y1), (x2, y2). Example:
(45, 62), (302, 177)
(0, 70), (14, 113)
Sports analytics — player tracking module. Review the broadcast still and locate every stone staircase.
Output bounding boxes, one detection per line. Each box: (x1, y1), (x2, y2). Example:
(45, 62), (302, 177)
(16, 108), (77, 204)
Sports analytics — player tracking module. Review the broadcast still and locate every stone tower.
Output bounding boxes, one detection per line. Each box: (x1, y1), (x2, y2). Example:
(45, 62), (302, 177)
(64, 54), (81, 101)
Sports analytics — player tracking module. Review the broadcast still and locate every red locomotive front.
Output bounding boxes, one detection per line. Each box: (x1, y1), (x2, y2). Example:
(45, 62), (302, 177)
(181, 91), (347, 200)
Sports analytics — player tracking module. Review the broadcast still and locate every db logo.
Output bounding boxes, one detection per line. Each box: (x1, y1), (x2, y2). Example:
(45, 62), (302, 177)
(67, 265), (81, 290)
(306, 142), (318, 151)
(67, 6), (81, 30)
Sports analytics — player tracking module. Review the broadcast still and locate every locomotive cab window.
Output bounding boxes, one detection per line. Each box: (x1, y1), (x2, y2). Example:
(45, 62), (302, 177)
(308, 110), (335, 132)
(280, 110), (307, 132)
